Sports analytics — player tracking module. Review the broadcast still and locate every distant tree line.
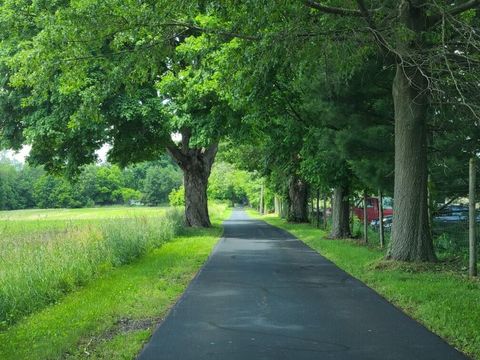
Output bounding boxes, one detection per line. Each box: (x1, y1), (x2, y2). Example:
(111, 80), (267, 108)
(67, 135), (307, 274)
(0, 156), (182, 210)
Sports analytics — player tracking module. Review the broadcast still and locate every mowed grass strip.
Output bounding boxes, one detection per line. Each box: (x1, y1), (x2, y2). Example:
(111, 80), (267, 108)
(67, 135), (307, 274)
(247, 210), (480, 359)
(0, 205), (231, 360)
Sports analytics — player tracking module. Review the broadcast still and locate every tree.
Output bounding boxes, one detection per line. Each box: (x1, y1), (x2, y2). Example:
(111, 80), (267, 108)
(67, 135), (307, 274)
(0, 2), (241, 227)
(0, 160), (19, 209)
(33, 175), (85, 208)
(143, 165), (182, 205)
(78, 165), (123, 205)
(209, 1), (479, 260)
(299, 1), (480, 261)
(208, 161), (258, 206)
(15, 165), (44, 208)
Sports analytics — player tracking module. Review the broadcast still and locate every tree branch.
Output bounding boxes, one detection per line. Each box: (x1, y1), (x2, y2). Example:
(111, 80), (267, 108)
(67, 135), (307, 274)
(170, 21), (260, 41)
(180, 127), (191, 152)
(166, 140), (188, 169)
(356, 0), (375, 26)
(202, 143), (218, 169)
(428, 0), (480, 27)
(304, 0), (362, 17)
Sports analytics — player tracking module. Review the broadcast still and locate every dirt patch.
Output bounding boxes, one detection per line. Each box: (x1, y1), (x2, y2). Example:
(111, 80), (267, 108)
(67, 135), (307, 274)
(370, 257), (472, 274)
(62, 316), (163, 359)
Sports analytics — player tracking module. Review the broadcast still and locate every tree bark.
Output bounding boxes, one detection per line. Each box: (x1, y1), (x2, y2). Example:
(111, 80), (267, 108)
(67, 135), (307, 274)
(287, 176), (309, 222)
(167, 138), (217, 228)
(330, 185), (351, 238)
(389, 64), (435, 261)
(274, 195), (281, 215)
(388, 1), (436, 262)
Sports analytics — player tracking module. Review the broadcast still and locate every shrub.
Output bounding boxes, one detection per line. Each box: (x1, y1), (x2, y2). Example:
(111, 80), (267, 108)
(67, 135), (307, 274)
(168, 186), (185, 206)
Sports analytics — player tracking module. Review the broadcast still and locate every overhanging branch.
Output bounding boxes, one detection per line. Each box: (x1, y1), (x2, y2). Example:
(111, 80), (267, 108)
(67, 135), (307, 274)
(304, 0), (362, 17)
(428, 0), (480, 27)
(166, 140), (188, 168)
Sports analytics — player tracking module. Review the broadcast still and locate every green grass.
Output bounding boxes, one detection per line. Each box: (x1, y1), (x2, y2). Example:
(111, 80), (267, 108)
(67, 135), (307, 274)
(0, 204), (231, 360)
(0, 207), (183, 326)
(0, 206), (168, 221)
(0, 206), (169, 237)
(248, 209), (480, 359)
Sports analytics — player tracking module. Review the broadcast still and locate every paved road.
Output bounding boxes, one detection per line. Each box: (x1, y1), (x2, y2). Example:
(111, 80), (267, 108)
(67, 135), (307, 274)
(138, 208), (467, 360)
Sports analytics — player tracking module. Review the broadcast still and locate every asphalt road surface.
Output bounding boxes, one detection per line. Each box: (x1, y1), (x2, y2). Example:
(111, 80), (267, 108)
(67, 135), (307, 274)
(138, 208), (468, 360)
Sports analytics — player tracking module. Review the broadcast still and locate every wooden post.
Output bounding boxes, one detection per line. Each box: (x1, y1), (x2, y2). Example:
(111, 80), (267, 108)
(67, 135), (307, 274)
(350, 197), (355, 234)
(469, 158), (477, 277)
(259, 183), (264, 214)
(379, 190), (385, 248)
(363, 190), (368, 244)
(309, 188), (315, 225)
(323, 195), (328, 229)
(316, 189), (320, 228)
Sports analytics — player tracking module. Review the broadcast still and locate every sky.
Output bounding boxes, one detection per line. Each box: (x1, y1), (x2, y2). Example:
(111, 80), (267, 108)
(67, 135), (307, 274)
(2, 145), (32, 164)
(2, 144), (110, 164)
(2, 133), (181, 165)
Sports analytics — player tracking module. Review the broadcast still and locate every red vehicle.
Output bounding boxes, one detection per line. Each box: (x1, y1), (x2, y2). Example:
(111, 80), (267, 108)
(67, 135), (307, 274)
(354, 196), (393, 222)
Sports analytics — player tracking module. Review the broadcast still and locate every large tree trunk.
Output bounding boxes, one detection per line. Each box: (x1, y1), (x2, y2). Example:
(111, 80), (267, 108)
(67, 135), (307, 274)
(167, 133), (217, 227)
(287, 176), (308, 222)
(330, 185), (351, 238)
(388, 2), (436, 261)
(183, 160), (212, 227)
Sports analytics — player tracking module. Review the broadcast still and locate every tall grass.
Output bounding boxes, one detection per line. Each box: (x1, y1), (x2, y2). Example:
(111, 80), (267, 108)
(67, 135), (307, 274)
(0, 209), (184, 327)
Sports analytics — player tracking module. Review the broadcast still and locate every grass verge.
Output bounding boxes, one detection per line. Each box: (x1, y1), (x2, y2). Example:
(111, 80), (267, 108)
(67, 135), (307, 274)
(247, 209), (480, 359)
(0, 205), (231, 360)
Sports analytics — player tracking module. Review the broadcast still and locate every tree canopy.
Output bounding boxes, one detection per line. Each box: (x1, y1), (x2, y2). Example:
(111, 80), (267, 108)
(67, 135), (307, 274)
(1, 0), (480, 261)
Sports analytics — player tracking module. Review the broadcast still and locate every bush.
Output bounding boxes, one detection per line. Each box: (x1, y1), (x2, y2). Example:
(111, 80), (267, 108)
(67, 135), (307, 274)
(113, 187), (143, 205)
(169, 186), (185, 206)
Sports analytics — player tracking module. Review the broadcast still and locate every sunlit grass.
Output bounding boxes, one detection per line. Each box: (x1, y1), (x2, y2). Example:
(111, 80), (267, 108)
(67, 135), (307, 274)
(0, 206), (168, 221)
(0, 207), (181, 327)
(0, 204), (230, 360)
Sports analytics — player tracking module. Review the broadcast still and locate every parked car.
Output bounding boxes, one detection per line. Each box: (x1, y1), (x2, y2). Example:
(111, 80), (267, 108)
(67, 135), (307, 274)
(433, 205), (468, 223)
(354, 196), (393, 222)
(370, 215), (393, 230)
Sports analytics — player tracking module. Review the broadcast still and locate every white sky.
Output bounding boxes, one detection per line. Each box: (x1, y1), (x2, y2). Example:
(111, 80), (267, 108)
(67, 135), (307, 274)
(3, 144), (110, 164)
(4, 133), (180, 165)
(3, 145), (32, 164)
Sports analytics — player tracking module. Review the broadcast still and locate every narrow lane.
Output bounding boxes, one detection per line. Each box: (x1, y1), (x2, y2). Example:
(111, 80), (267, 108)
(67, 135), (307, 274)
(138, 208), (467, 360)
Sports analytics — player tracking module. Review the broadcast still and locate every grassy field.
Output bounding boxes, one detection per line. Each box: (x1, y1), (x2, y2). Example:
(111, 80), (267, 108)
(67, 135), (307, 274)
(0, 206), (167, 221)
(0, 206), (168, 237)
(0, 206), (182, 327)
(0, 204), (230, 359)
(248, 209), (480, 359)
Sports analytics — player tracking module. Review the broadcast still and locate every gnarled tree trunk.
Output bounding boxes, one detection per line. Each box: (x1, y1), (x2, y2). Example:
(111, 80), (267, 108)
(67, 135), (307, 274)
(287, 176), (308, 222)
(167, 131), (217, 227)
(388, 2), (436, 261)
(182, 155), (213, 227)
(330, 185), (351, 239)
